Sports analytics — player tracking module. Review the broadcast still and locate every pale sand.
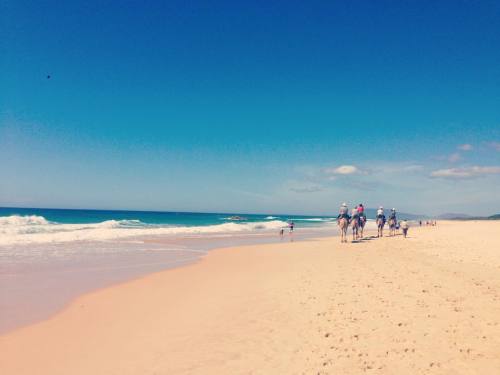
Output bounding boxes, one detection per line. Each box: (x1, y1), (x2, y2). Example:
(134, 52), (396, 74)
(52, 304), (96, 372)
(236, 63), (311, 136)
(1, 221), (500, 374)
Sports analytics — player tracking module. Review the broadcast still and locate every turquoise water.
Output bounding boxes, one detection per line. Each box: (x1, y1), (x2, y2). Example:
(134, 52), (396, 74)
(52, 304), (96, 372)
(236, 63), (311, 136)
(0, 207), (331, 226)
(0, 207), (336, 246)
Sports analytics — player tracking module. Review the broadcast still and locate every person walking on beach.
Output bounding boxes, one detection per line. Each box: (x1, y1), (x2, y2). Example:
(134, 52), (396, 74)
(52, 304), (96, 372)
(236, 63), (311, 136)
(279, 228), (284, 238)
(288, 221), (295, 234)
(400, 219), (409, 238)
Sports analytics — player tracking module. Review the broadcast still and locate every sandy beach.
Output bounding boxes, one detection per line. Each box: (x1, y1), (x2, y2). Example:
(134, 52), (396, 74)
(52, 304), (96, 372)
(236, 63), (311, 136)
(1, 221), (499, 374)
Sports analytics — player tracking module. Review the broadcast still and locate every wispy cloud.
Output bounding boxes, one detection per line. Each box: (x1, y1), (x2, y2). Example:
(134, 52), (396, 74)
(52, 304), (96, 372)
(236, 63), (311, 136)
(371, 164), (424, 174)
(430, 166), (500, 179)
(457, 144), (473, 151)
(289, 185), (323, 193)
(324, 165), (361, 175)
(448, 152), (462, 163)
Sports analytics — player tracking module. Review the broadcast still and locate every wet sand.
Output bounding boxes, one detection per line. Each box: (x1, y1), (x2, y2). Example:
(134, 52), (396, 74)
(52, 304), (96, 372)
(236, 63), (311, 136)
(1, 221), (499, 374)
(0, 227), (334, 334)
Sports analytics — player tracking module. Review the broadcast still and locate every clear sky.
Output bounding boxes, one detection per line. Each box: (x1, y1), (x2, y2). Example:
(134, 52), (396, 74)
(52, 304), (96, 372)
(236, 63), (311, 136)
(1, 1), (499, 216)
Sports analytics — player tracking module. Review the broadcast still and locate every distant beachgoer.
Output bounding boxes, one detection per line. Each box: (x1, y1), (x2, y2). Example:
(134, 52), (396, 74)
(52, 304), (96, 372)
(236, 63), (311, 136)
(400, 219), (409, 238)
(289, 221), (295, 233)
(419, 220), (422, 226)
(279, 228), (284, 238)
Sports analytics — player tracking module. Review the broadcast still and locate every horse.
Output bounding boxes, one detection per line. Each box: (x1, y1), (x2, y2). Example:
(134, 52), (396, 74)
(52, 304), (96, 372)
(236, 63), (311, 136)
(338, 217), (349, 243)
(376, 217), (385, 237)
(350, 216), (360, 241)
(359, 215), (366, 238)
(388, 218), (397, 236)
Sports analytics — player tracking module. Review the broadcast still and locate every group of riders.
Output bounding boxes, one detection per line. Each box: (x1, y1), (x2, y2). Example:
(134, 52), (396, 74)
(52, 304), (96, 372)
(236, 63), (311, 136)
(335, 203), (400, 242)
(336, 203), (397, 226)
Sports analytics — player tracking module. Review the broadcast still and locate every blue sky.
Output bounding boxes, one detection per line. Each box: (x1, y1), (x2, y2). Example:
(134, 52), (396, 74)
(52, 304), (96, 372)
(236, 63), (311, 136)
(1, 1), (499, 215)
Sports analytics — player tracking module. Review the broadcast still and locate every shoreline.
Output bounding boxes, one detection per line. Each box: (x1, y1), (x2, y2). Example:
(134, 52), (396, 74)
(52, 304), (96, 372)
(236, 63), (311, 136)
(2, 221), (499, 374)
(0, 226), (338, 335)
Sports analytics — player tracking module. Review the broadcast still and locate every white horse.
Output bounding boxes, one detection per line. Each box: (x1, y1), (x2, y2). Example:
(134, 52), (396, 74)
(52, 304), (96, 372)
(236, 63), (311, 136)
(388, 218), (397, 236)
(376, 217), (385, 238)
(338, 217), (349, 243)
(359, 216), (366, 238)
(351, 216), (360, 241)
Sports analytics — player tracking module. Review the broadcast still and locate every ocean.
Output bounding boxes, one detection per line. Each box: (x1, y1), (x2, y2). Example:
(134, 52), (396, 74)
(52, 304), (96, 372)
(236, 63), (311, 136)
(0, 207), (336, 246)
(0, 207), (338, 333)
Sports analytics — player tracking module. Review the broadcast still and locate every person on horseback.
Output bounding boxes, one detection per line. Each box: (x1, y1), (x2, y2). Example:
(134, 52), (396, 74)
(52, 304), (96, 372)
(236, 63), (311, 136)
(357, 203), (366, 221)
(376, 206), (385, 222)
(389, 208), (397, 222)
(351, 208), (359, 225)
(337, 202), (350, 221)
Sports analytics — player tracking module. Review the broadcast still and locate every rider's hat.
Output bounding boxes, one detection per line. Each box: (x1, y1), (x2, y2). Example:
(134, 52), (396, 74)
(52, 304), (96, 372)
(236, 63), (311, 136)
(391, 208), (396, 211)
(342, 202), (347, 207)
(379, 206), (383, 209)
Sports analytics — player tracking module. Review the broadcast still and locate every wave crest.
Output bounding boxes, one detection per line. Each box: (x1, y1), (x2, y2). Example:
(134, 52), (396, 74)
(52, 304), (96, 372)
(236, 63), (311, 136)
(0, 215), (288, 245)
(0, 215), (50, 226)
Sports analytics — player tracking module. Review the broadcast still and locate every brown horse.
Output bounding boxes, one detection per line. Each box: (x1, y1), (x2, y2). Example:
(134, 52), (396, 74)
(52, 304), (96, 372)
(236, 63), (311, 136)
(359, 216), (366, 238)
(338, 217), (349, 243)
(388, 218), (397, 236)
(376, 217), (385, 237)
(351, 216), (360, 241)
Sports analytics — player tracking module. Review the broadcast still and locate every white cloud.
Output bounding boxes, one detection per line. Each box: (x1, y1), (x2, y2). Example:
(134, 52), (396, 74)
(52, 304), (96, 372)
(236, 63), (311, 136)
(325, 165), (360, 175)
(457, 144), (473, 151)
(430, 166), (500, 179)
(448, 152), (462, 163)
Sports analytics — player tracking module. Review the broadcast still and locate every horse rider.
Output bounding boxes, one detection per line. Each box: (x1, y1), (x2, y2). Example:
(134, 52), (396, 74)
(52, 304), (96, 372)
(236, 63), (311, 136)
(376, 206), (386, 222)
(389, 208), (397, 223)
(357, 203), (366, 222)
(351, 208), (360, 225)
(337, 202), (350, 221)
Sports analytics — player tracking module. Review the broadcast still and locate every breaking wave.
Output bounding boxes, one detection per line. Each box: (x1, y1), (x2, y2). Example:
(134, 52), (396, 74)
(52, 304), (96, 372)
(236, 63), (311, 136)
(0, 215), (289, 245)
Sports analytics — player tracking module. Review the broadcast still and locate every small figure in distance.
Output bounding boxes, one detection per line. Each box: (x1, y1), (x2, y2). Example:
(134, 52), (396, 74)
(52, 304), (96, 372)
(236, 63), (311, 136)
(400, 219), (409, 238)
(279, 228), (284, 238)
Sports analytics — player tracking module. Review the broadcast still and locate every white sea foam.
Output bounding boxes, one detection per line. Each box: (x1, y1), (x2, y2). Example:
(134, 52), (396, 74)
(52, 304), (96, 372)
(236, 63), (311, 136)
(0, 215), (50, 226)
(0, 215), (289, 245)
(264, 216), (278, 220)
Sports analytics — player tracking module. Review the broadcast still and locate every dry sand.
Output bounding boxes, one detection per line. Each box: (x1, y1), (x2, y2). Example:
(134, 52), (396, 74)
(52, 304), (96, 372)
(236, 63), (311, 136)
(1, 221), (499, 374)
